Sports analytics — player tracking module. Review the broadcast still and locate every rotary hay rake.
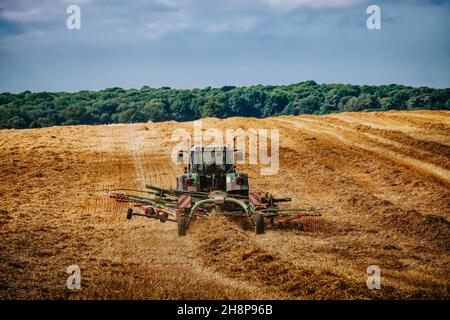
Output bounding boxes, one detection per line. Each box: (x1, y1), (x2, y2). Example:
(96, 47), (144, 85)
(110, 144), (323, 236)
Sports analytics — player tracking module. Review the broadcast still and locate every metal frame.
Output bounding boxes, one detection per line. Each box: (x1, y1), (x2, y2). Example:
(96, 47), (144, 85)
(110, 184), (323, 235)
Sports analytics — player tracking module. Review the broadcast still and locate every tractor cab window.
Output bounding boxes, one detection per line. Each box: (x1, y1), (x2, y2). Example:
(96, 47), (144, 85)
(190, 148), (233, 174)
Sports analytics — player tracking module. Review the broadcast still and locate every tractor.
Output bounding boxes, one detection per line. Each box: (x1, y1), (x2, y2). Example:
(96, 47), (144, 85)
(110, 143), (322, 236)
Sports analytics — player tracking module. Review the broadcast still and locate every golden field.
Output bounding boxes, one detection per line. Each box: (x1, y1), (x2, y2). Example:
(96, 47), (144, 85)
(0, 110), (449, 299)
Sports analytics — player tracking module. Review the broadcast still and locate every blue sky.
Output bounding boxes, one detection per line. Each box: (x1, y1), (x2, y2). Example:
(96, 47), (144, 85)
(0, 0), (449, 92)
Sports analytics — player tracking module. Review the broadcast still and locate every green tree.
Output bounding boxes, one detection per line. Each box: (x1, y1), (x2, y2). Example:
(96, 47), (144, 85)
(142, 99), (171, 121)
(379, 97), (395, 110)
(117, 108), (146, 123)
(444, 99), (450, 110)
(319, 103), (338, 114)
(59, 105), (93, 125)
(342, 94), (380, 112)
(229, 94), (250, 116)
(6, 116), (27, 128)
(171, 92), (195, 121)
(263, 91), (289, 117)
(202, 99), (225, 118)
(0, 81), (449, 129)
(292, 95), (321, 114)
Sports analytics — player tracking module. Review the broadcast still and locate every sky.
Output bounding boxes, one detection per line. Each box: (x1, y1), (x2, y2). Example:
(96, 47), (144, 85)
(0, 0), (449, 92)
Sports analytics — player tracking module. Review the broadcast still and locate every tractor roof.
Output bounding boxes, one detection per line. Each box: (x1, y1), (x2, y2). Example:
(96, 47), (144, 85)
(190, 144), (232, 152)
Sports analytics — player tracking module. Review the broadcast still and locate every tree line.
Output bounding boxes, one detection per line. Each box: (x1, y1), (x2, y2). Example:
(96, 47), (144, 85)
(1, 81), (449, 129)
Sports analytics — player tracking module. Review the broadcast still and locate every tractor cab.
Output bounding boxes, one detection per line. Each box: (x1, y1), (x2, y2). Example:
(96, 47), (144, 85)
(176, 144), (248, 195)
(190, 144), (233, 175)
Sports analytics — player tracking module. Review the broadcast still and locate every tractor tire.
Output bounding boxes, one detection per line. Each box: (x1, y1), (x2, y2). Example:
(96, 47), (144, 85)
(126, 208), (133, 220)
(255, 213), (265, 235)
(178, 216), (187, 236)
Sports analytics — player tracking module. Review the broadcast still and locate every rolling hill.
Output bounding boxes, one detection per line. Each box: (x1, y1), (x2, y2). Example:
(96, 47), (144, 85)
(0, 110), (449, 299)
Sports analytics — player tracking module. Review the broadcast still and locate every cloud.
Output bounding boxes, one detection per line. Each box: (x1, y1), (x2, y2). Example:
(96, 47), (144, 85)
(258, 0), (366, 10)
(0, 0), (66, 25)
(0, 8), (45, 22)
(141, 19), (189, 39)
(1, 0), (449, 92)
(138, 6), (192, 39)
(206, 17), (259, 33)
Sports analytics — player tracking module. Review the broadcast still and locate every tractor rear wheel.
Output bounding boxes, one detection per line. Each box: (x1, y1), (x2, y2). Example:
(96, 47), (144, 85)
(178, 215), (187, 236)
(126, 208), (133, 220)
(255, 213), (265, 234)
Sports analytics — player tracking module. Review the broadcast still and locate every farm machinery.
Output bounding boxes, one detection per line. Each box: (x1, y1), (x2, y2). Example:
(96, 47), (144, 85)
(110, 144), (322, 236)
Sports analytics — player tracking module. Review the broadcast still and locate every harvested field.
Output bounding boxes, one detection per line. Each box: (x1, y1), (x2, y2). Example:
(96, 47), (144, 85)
(0, 110), (449, 299)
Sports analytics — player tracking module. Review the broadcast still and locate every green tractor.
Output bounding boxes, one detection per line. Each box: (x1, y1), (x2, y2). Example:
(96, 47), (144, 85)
(110, 143), (322, 236)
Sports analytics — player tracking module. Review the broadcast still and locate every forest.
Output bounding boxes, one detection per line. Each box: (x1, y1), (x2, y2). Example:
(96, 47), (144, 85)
(1, 81), (449, 129)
